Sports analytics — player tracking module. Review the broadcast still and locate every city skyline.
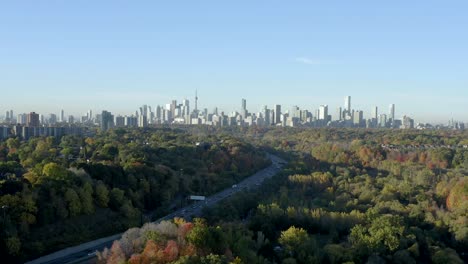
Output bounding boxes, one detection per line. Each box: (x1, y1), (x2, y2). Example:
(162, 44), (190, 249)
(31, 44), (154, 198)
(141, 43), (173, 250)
(3, 94), (466, 143)
(1, 1), (468, 122)
(0, 93), (465, 125)
(2, 95), (466, 130)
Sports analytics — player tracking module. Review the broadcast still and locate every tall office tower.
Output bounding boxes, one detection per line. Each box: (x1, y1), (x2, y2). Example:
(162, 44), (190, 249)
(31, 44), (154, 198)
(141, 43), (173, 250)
(373, 106), (378, 120)
(275, 104), (281, 124)
(389, 104), (395, 127)
(10, 110), (14, 122)
(48, 114), (57, 124)
(170, 100), (177, 117)
(5, 111), (10, 120)
(319, 105), (328, 120)
(138, 105), (149, 127)
(68, 115), (74, 124)
(156, 105), (162, 120)
(240, 98), (247, 118)
(262, 106), (270, 125)
(138, 115), (147, 127)
(353, 110), (363, 126)
(140, 104), (148, 117)
(26, 112), (40, 127)
(300, 110), (309, 122)
(194, 89), (198, 113)
(100, 110), (114, 131)
(88, 109), (93, 121)
(379, 114), (387, 127)
(60, 109), (65, 122)
(345, 96), (351, 113)
(289, 106), (299, 118)
(182, 99), (190, 116)
(337, 107), (343, 121)
(269, 110), (275, 125)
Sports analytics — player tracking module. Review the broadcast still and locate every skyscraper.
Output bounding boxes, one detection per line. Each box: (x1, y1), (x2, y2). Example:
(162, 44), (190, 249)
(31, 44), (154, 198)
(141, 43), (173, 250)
(60, 109), (64, 122)
(379, 114), (388, 127)
(182, 99), (190, 116)
(373, 106), (378, 120)
(274, 104), (281, 124)
(87, 109), (93, 122)
(337, 107), (342, 121)
(194, 89), (198, 113)
(262, 106), (270, 125)
(345, 96), (351, 113)
(389, 104), (395, 127)
(241, 98), (247, 118)
(353, 110), (363, 126)
(319, 105), (328, 120)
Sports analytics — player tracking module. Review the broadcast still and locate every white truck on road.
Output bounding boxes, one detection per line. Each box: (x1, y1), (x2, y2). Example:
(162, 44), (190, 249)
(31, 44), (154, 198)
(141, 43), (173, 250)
(189, 195), (206, 201)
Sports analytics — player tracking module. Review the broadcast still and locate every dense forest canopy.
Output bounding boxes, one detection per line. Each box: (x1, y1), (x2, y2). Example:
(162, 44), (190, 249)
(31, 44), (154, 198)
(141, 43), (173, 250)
(99, 127), (467, 264)
(0, 128), (270, 262)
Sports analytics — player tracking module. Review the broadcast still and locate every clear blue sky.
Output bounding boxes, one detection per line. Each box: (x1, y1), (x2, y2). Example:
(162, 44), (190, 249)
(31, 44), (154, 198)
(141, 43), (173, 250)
(1, 1), (467, 123)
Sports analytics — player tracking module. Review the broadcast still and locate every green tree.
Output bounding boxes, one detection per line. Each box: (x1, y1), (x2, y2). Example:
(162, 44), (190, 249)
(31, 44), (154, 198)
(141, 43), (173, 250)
(350, 214), (405, 254)
(109, 188), (125, 210)
(5, 236), (21, 256)
(279, 226), (309, 253)
(78, 182), (94, 214)
(95, 181), (109, 207)
(42, 162), (72, 182)
(431, 248), (463, 264)
(64, 188), (81, 217)
(278, 226), (316, 263)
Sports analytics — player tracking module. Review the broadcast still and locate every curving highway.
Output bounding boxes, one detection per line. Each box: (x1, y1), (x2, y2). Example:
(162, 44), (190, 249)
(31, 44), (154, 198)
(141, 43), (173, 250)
(26, 153), (285, 264)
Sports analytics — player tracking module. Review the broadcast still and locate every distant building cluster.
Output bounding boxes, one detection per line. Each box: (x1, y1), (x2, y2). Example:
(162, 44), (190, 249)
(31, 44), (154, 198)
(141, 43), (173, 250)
(93, 96), (444, 130)
(1, 95), (465, 139)
(0, 111), (89, 140)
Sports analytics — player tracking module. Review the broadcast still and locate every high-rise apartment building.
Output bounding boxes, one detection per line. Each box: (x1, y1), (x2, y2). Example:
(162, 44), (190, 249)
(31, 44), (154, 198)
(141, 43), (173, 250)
(26, 112), (40, 127)
(115, 115), (125, 127)
(100, 110), (114, 131)
(17, 114), (26, 124)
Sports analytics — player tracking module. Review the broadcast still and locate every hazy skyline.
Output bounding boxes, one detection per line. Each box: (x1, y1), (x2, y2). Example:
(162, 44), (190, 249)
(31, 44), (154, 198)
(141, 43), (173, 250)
(1, 1), (467, 123)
